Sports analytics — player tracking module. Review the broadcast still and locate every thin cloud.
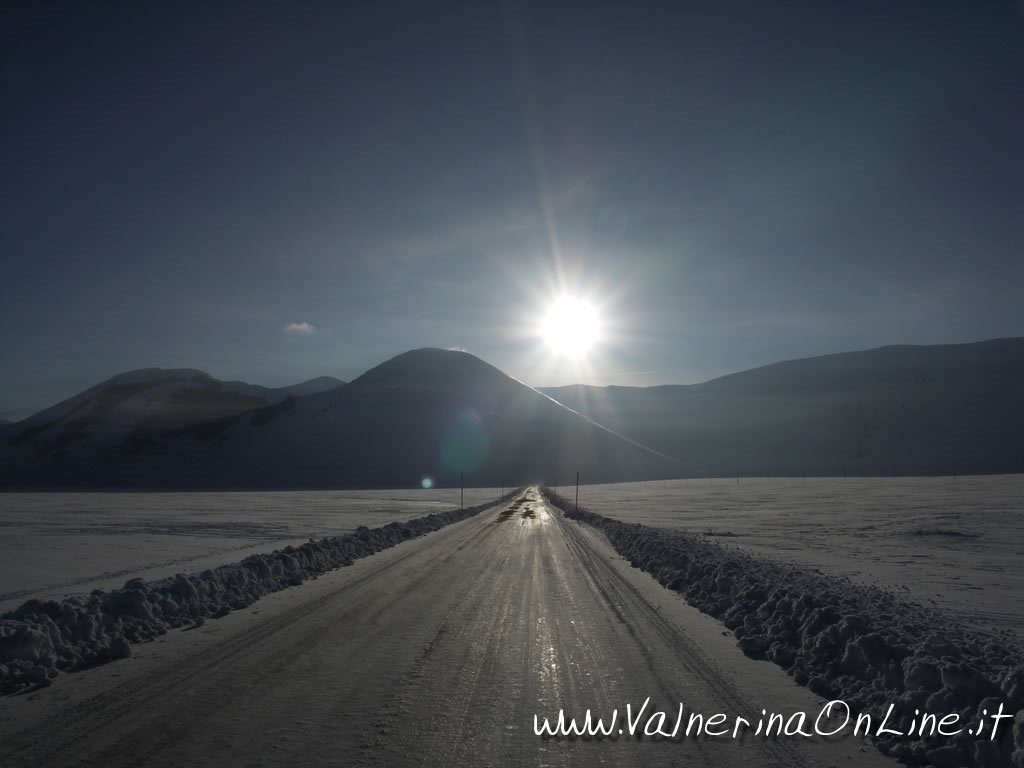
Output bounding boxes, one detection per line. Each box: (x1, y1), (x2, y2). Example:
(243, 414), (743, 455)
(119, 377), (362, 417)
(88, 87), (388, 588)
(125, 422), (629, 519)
(284, 321), (315, 335)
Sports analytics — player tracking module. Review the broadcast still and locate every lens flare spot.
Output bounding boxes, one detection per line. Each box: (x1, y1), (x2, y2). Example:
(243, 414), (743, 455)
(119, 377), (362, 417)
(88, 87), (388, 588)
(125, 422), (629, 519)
(440, 407), (490, 473)
(421, 476), (434, 489)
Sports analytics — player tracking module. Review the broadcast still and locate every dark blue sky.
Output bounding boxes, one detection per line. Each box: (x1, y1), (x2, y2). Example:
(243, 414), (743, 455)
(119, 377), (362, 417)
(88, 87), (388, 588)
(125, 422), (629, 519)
(2, 0), (1022, 419)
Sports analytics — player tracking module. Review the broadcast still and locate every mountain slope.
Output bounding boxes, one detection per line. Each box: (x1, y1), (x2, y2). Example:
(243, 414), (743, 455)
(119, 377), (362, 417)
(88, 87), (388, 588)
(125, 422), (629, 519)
(0, 350), (678, 488)
(278, 376), (345, 397)
(2, 369), (285, 466)
(541, 338), (1024, 477)
(6, 339), (1020, 487)
(151, 349), (679, 488)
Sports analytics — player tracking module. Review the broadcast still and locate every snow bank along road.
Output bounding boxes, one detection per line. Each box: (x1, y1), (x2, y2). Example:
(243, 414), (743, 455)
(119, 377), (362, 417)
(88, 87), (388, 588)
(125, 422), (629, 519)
(0, 488), (893, 767)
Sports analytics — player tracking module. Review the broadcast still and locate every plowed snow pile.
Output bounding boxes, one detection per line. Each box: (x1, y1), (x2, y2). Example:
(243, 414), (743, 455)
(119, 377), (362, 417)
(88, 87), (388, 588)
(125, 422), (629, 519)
(542, 487), (1024, 768)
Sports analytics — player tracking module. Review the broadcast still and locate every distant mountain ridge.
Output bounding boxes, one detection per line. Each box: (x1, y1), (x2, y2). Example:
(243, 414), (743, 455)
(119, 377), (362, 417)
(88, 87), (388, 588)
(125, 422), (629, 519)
(281, 376), (345, 397)
(2, 338), (1021, 488)
(541, 337), (1024, 477)
(0, 350), (676, 489)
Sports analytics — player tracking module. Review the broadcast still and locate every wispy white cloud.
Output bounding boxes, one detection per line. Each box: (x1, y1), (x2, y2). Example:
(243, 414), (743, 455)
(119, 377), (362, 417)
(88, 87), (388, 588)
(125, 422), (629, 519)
(284, 321), (315, 335)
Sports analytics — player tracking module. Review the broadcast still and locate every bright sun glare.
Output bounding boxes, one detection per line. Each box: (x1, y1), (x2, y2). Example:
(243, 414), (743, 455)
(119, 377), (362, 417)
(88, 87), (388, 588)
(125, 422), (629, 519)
(540, 296), (603, 359)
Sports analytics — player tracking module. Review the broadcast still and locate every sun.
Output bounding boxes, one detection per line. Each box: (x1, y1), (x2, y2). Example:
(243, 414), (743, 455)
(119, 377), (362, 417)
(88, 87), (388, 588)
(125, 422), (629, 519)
(539, 295), (603, 359)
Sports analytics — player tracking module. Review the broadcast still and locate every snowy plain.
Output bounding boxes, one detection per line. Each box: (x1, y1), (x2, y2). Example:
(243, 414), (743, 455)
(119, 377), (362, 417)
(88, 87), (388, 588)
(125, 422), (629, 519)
(3, 477), (1021, 634)
(2, 480), (1023, 767)
(569, 474), (1024, 636)
(0, 487), (505, 611)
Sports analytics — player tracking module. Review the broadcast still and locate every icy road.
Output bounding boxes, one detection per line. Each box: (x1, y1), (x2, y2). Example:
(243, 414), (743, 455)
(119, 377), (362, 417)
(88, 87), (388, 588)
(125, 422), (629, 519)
(0, 488), (893, 767)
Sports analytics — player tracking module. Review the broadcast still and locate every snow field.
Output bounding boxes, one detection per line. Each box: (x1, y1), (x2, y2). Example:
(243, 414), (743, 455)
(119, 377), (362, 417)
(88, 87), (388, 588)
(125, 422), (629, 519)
(542, 486), (1024, 768)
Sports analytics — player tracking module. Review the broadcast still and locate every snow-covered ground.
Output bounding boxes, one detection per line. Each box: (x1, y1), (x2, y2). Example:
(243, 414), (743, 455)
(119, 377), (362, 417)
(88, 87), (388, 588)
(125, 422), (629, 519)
(3, 483), (1021, 767)
(572, 474), (1024, 636)
(0, 487), (505, 611)
(5, 477), (1020, 634)
(0, 489), (895, 768)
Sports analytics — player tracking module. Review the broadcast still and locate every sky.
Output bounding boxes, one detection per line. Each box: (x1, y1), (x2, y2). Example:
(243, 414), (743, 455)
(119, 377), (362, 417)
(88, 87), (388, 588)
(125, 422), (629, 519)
(2, 0), (1022, 420)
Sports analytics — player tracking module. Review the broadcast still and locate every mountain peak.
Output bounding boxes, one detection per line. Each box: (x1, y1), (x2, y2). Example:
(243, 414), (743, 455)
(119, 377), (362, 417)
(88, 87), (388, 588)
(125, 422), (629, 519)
(346, 348), (510, 393)
(106, 368), (212, 385)
(386, 347), (474, 363)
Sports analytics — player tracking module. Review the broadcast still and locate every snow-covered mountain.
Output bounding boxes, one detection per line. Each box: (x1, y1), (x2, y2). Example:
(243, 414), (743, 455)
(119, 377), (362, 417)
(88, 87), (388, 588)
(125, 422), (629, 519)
(5, 338), (1021, 488)
(2, 368), (286, 463)
(0, 351), (677, 489)
(541, 337), (1024, 477)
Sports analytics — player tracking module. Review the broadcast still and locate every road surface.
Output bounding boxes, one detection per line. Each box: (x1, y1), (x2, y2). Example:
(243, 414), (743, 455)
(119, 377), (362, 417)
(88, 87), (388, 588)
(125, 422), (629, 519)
(0, 488), (892, 767)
